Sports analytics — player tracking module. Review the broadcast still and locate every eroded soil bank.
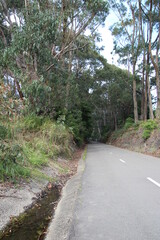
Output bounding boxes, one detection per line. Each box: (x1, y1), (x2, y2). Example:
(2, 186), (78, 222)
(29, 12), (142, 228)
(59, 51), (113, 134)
(0, 149), (83, 240)
(108, 127), (160, 158)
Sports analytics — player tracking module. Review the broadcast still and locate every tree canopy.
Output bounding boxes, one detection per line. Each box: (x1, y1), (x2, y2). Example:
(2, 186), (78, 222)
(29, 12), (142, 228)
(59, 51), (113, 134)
(0, 0), (159, 144)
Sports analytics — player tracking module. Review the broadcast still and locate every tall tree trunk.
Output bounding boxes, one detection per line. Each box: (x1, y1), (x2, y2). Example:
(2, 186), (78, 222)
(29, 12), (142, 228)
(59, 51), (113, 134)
(148, 0), (160, 118)
(144, 65), (148, 121)
(146, 49), (154, 119)
(133, 63), (138, 123)
(65, 45), (72, 110)
(141, 51), (145, 120)
(15, 79), (24, 101)
(155, 48), (160, 118)
(130, 5), (138, 123)
(113, 111), (117, 131)
(139, 0), (146, 120)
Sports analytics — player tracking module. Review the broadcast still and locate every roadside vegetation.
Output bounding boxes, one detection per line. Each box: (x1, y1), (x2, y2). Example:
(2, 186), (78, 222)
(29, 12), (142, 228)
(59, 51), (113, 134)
(0, 0), (159, 181)
(108, 118), (160, 157)
(0, 115), (74, 182)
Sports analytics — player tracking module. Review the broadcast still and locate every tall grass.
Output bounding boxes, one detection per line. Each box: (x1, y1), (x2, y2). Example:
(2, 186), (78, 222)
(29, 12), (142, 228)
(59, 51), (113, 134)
(0, 115), (74, 182)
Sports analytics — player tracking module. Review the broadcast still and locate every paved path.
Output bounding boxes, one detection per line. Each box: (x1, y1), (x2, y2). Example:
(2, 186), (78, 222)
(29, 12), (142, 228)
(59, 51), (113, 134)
(69, 144), (160, 240)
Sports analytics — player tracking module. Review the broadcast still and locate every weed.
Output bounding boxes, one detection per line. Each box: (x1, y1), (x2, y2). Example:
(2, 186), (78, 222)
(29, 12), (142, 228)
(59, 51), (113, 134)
(23, 144), (48, 167)
(19, 114), (44, 131)
(83, 147), (87, 161)
(0, 125), (8, 139)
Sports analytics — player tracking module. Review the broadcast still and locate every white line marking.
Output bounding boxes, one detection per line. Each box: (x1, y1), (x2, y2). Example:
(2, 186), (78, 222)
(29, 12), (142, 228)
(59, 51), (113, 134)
(147, 177), (160, 188)
(119, 159), (126, 164)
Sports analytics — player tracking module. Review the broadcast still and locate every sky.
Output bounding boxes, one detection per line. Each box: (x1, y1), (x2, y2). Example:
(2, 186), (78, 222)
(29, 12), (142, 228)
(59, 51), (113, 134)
(97, 12), (120, 66)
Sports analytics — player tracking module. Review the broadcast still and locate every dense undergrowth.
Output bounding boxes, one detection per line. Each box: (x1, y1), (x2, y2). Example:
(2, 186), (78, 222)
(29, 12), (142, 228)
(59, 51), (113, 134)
(0, 115), (74, 182)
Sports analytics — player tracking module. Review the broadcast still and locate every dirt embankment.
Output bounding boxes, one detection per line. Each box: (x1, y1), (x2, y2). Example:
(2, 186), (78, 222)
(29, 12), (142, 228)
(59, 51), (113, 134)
(108, 126), (160, 158)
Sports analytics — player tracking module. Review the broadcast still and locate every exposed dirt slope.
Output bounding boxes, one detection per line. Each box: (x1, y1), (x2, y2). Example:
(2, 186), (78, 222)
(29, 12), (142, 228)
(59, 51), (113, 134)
(108, 122), (160, 158)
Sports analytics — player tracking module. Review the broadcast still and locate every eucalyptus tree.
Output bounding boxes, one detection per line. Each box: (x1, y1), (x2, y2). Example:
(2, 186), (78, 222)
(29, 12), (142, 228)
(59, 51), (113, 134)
(0, 0), (108, 113)
(146, 0), (160, 118)
(110, 0), (160, 121)
(90, 57), (134, 138)
(109, 0), (142, 123)
(0, 0), (110, 143)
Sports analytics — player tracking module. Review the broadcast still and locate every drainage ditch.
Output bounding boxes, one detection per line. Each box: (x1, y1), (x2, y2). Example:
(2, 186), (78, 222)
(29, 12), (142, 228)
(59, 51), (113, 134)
(0, 185), (60, 240)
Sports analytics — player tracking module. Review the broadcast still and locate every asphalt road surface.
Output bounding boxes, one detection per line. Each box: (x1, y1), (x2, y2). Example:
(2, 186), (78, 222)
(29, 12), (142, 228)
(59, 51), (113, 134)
(69, 143), (160, 240)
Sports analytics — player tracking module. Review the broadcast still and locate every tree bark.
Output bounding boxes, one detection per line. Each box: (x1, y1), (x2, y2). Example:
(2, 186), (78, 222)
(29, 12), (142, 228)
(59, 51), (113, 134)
(148, 0), (160, 118)
(131, 4), (138, 123)
(133, 63), (138, 123)
(141, 50), (145, 120)
(146, 49), (154, 120)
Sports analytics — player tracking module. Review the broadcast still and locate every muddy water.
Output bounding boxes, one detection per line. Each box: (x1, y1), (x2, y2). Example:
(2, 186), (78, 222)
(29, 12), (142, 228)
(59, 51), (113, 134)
(0, 186), (59, 240)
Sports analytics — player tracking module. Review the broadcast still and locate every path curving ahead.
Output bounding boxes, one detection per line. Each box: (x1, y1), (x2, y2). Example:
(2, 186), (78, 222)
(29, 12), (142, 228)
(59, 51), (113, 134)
(69, 143), (160, 240)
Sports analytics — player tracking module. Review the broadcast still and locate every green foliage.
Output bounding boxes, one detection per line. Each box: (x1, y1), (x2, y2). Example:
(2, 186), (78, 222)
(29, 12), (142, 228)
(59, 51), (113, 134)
(141, 120), (158, 140)
(0, 125), (8, 139)
(19, 114), (44, 131)
(23, 145), (48, 167)
(83, 147), (87, 161)
(23, 77), (53, 115)
(0, 116), (74, 182)
(100, 126), (112, 142)
(66, 110), (86, 146)
(0, 142), (30, 181)
(142, 130), (151, 140)
(41, 119), (73, 157)
(123, 117), (134, 130)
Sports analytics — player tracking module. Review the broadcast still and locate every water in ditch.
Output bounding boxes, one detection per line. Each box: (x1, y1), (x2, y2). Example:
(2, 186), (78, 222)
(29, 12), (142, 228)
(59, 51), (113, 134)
(0, 186), (60, 240)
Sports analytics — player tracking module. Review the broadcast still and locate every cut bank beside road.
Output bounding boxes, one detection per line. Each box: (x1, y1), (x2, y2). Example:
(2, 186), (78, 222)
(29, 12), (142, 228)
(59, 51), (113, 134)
(108, 119), (160, 158)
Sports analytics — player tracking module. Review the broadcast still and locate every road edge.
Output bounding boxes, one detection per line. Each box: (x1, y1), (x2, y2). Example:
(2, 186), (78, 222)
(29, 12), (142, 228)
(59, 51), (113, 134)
(45, 152), (86, 240)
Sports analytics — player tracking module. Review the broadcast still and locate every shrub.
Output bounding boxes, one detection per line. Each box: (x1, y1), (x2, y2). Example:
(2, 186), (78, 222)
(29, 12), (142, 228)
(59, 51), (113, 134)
(123, 117), (134, 130)
(0, 142), (30, 181)
(141, 120), (158, 140)
(142, 130), (151, 140)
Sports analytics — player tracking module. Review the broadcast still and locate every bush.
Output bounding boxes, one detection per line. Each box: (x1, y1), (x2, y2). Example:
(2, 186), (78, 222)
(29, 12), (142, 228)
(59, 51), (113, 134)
(123, 117), (134, 130)
(142, 130), (151, 140)
(142, 120), (158, 140)
(0, 142), (30, 181)
(65, 111), (85, 146)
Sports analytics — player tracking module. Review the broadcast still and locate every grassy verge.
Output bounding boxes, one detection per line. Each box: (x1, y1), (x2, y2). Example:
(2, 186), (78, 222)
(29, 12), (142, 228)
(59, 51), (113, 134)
(82, 147), (87, 161)
(0, 115), (74, 182)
